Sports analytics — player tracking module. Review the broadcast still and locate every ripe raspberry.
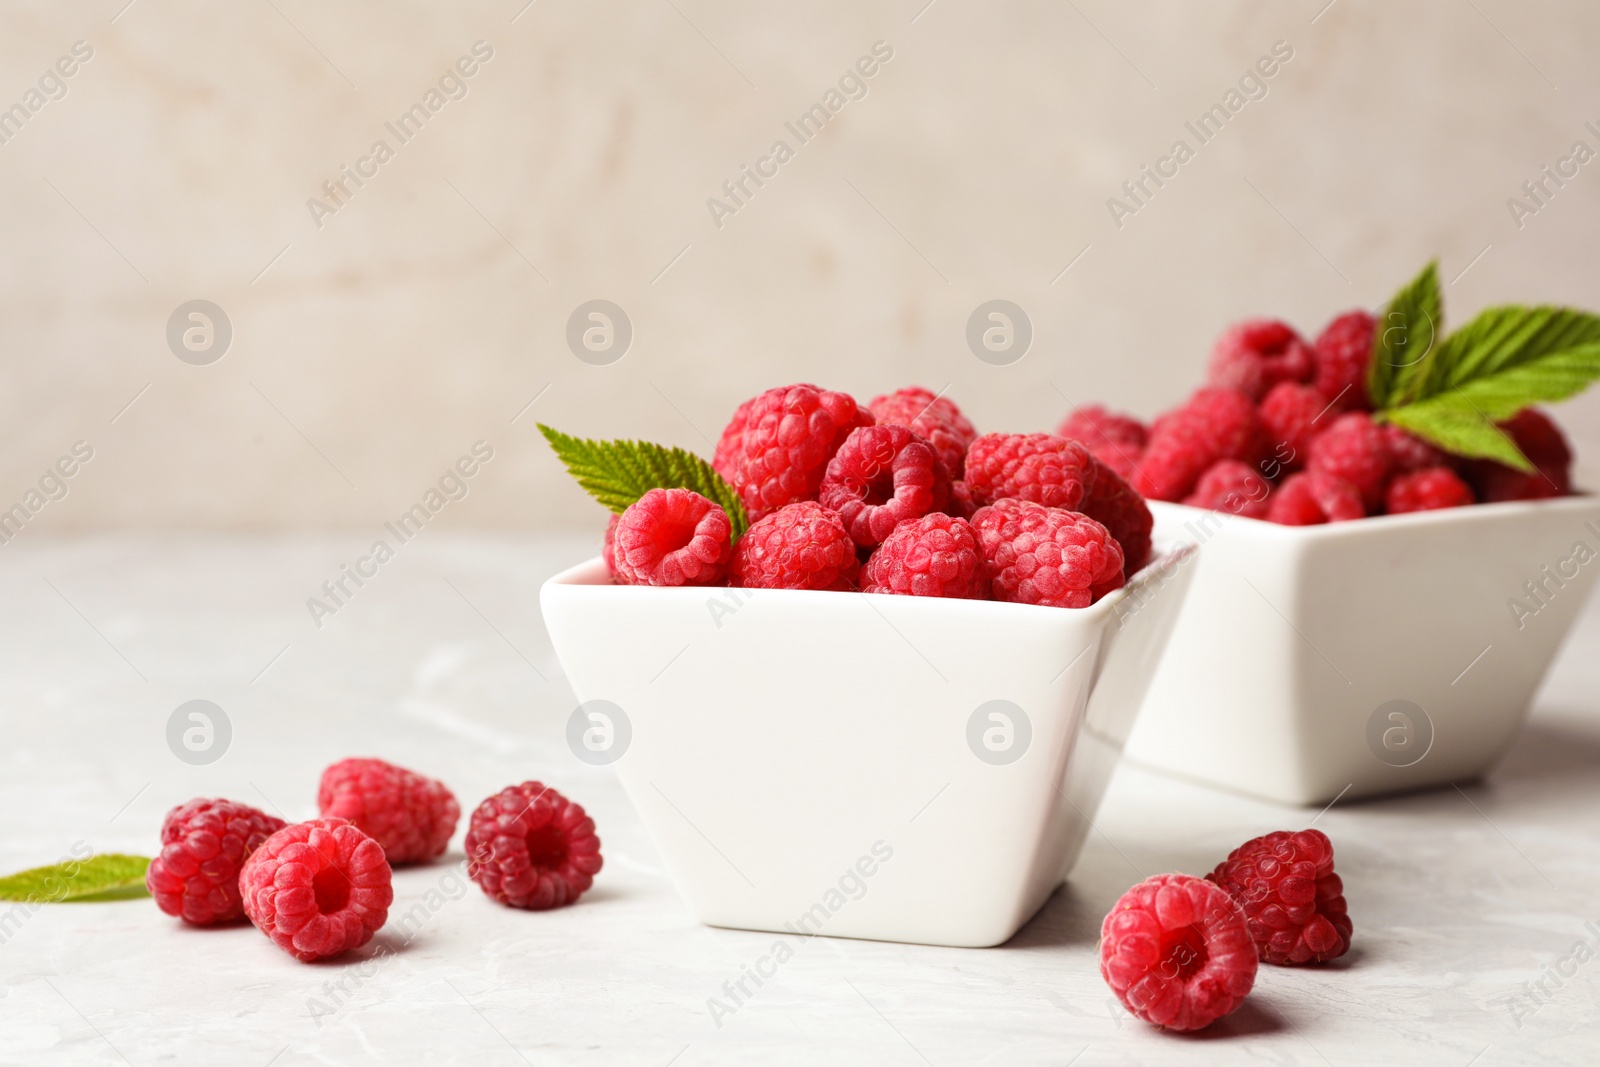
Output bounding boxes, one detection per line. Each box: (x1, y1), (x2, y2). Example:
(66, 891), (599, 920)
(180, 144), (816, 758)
(239, 818), (393, 962)
(1267, 472), (1365, 525)
(1379, 424), (1446, 474)
(602, 513), (620, 580)
(1208, 828), (1352, 966)
(466, 782), (603, 910)
(1057, 405), (1147, 481)
(1207, 319), (1315, 400)
(972, 500), (1123, 608)
(1307, 412), (1392, 509)
(819, 425), (952, 549)
(730, 502), (859, 591)
(1184, 460), (1271, 520)
(146, 799), (286, 925)
(1135, 388), (1264, 502)
(317, 758), (460, 865)
(1312, 310), (1376, 410)
(1258, 382), (1331, 472)
(612, 488), (732, 587)
(868, 386), (977, 478)
(1467, 407), (1572, 502)
(1100, 873), (1258, 1031)
(1386, 467), (1475, 514)
(861, 513), (987, 599)
(965, 433), (1095, 511)
(713, 384), (872, 520)
(1079, 457), (1153, 573)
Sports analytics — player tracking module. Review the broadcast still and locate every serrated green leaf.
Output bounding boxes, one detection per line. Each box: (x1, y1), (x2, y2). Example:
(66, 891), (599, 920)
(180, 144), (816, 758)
(1379, 399), (1534, 471)
(1423, 306), (1600, 411)
(1368, 261), (1440, 409)
(0, 854), (151, 903)
(538, 424), (749, 539)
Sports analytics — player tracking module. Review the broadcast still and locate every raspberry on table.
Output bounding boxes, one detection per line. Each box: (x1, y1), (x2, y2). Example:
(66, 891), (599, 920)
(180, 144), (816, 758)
(1311, 310), (1376, 410)
(1208, 828), (1352, 966)
(730, 501), (859, 590)
(1466, 407), (1572, 502)
(1379, 424), (1446, 474)
(1307, 412), (1393, 509)
(819, 425), (952, 549)
(1056, 405), (1147, 481)
(1134, 388), (1264, 502)
(1078, 456), (1153, 573)
(239, 818), (393, 962)
(317, 758), (460, 865)
(868, 386), (977, 479)
(713, 384), (872, 520)
(1184, 460), (1272, 519)
(1258, 382), (1331, 472)
(1386, 467), (1475, 514)
(1099, 873), (1258, 1031)
(1267, 472), (1365, 525)
(146, 799), (286, 926)
(612, 488), (733, 586)
(466, 782), (603, 910)
(861, 513), (988, 599)
(964, 433), (1096, 511)
(971, 500), (1124, 608)
(1207, 319), (1315, 400)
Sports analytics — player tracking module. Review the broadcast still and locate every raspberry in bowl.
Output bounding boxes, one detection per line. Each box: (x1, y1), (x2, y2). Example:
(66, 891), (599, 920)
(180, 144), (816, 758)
(537, 386), (1197, 947)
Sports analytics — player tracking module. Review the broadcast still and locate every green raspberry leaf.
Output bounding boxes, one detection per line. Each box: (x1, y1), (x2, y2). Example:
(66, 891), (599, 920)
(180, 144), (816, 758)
(1380, 399), (1535, 471)
(0, 854), (151, 903)
(1423, 306), (1600, 415)
(538, 424), (749, 539)
(1367, 260), (1440, 409)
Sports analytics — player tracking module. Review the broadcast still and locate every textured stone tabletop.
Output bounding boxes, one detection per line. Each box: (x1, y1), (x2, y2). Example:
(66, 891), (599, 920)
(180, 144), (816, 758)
(1, 535), (1597, 1066)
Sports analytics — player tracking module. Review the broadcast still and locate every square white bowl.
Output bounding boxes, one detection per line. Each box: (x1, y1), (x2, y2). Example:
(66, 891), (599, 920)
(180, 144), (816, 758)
(540, 542), (1196, 948)
(1126, 496), (1600, 806)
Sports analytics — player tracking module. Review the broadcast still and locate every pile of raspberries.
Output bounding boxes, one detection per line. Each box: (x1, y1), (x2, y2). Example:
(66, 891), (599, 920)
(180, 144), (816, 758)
(1100, 828), (1353, 1032)
(145, 759), (602, 962)
(606, 384), (1154, 608)
(1069, 313), (1573, 524)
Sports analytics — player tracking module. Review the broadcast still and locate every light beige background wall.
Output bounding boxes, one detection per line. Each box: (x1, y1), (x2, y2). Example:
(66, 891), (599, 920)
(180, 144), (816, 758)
(1, 0), (1596, 536)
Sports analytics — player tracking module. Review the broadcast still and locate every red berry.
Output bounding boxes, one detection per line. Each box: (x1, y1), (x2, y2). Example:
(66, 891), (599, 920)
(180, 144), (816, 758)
(1184, 460), (1271, 519)
(819, 425), (952, 549)
(713, 384), (872, 520)
(239, 818), (393, 962)
(1379, 425), (1446, 474)
(1207, 319), (1315, 400)
(972, 500), (1124, 608)
(1466, 408), (1572, 502)
(1208, 828), (1352, 966)
(602, 513), (620, 580)
(1079, 456), (1154, 573)
(1057, 405), (1147, 481)
(730, 502), (859, 590)
(861, 513), (987, 599)
(1307, 412), (1392, 509)
(1258, 382), (1331, 472)
(465, 782), (603, 910)
(612, 488), (732, 587)
(965, 433), (1095, 511)
(1135, 388), (1264, 502)
(868, 386), (977, 479)
(146, 799), (286, 925)
(317, 758), (460, 865)
(1312, 310), (1376, 410)
(1100, 873), (1258, 1031)
(1267, 472), (1365, 525)
(1386, 467), (1475, 514)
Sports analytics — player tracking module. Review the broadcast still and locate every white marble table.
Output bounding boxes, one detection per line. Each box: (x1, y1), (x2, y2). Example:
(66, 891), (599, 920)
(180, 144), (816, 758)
(1, 534), (1596, 1066)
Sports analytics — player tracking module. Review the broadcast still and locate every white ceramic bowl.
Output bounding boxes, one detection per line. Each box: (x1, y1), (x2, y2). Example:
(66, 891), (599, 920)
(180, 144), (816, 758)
(540, 542), (1196, 948)
(1126, 496), (1600, 806)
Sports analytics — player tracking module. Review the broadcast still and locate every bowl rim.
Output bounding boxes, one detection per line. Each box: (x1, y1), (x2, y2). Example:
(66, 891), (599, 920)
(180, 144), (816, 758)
(543, 541), (1196, 623)
(1149, 492), (1600, 542)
